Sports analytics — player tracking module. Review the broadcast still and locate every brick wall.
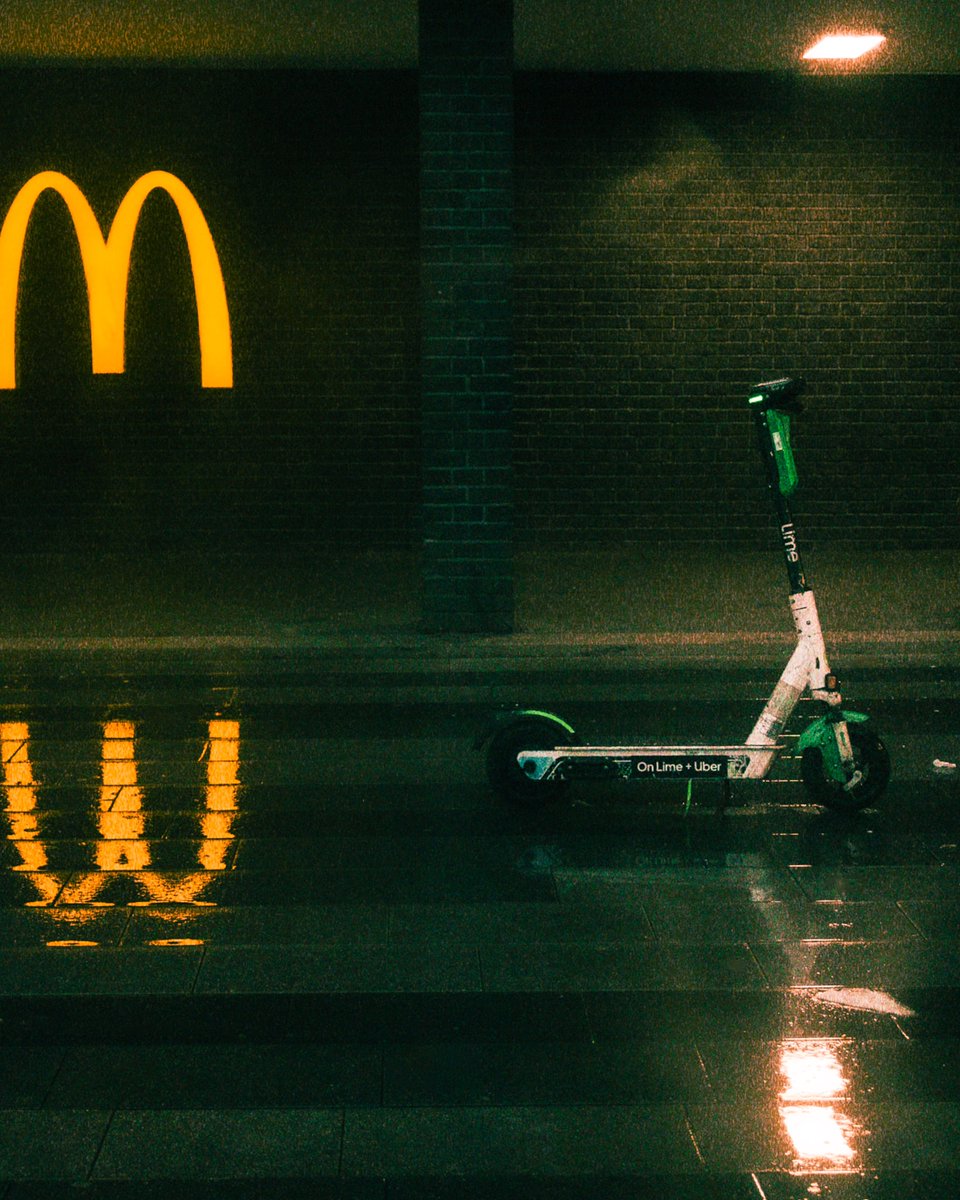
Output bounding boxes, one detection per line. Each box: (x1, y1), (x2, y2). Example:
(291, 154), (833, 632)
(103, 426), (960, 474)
(0, 68), (957, 557)
(515, 73), (960, 549)
(0, 68), (420, 554)
(420, 0), (515, 632)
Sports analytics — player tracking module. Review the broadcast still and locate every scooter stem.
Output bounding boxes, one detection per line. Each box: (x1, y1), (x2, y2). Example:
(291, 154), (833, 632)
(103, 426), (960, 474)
(749, 381), (809, 594)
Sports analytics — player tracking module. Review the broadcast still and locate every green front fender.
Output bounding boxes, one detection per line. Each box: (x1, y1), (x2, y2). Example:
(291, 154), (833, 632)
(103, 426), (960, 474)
(798, 710), (870, 782)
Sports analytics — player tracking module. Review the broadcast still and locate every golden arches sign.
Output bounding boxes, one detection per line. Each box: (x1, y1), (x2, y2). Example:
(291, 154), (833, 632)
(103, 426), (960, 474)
(0, 170), (233, 388)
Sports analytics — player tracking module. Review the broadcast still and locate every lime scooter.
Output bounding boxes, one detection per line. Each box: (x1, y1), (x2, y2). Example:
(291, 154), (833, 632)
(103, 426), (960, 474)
(479, 377), (891, 813)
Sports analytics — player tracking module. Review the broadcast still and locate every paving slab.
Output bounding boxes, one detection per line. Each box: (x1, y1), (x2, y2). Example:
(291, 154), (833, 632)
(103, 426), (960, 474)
(0, 640), (959, 1189)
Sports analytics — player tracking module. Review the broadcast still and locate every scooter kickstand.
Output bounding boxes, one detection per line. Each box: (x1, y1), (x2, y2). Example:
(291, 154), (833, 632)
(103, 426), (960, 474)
(686, 779), (732, 815)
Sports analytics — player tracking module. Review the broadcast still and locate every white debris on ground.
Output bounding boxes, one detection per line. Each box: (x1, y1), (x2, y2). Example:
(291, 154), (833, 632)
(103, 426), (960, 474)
(812, 988), (916, 1018)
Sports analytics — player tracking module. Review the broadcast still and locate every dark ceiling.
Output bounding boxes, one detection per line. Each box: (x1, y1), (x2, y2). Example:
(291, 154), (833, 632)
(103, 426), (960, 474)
(0, 1), (956, 72)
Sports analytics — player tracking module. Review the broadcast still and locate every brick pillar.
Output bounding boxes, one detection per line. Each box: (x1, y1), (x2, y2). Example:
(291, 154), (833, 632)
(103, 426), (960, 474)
(419, 0), (514, 634)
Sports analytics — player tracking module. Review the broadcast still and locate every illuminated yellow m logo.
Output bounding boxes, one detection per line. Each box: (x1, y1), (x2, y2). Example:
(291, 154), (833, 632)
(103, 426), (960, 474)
(0, 170), (232, 388)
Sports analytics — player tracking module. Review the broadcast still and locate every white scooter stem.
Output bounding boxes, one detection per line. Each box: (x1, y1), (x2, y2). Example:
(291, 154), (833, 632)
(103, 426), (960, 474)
(747, 588), (855, 773)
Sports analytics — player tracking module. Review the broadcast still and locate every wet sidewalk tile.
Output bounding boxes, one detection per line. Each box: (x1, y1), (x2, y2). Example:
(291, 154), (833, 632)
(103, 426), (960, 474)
(699, 1036), (960, 1103)
(194, 945), (481, 993)
(479, 943), (674, 992)
(754, 1170), (960, 1200)
(688, 1099), (960, 1173)
(0, 994), (295, 1046)
(44, 1043), (381, 1108)
(121, 903), (391, 947)
(5, 1187), (385, 1200)
(480, 941), (766, 992)
(0, 1110), (110, 1181)
(386, 900), (655, 944)
(751, 941), (960, 990)
(91, 1109), (342, 1180)
(580, 989), (911, 1042)
(0, 946), (202, 995)
(286, 991), (596, 1044)
(340, 1105), (700, 1176)
(386, 1177), (761, 1200)
(790, 865), (960, 902)
(897, 898), (960, 940)
(212, 865), (556, 903)
(0, 907), (131, 948)
(381, 1040), (710, 1105)
(0, 1047), (66, 1107)
(642, 898), (921, 943)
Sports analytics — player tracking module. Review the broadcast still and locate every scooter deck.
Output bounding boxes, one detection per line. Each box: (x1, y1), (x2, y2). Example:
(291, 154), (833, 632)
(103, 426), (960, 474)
(518, 744), (783, 782)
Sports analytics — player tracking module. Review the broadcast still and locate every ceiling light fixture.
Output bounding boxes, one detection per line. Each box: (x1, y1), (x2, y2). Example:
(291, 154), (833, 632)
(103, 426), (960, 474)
(803, 34), (886, 61)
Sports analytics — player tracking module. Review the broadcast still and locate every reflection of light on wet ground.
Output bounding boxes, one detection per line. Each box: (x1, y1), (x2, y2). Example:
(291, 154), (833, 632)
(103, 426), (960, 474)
(780, 1041), (847, 1101)
(778, 1040), (860, 1169)
(97, 720), (150, 871)
(200, 718), (239, 870)
(0, 713), (241, 921)
(812, 987), (915, 1018)
(1, 721), (47, 872)
(780, 1105), (857, 1164)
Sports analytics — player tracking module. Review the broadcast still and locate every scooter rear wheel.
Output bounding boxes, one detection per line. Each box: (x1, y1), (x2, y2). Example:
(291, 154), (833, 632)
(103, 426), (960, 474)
(801, 723), (890, 812)
(486, 717), (572, 807)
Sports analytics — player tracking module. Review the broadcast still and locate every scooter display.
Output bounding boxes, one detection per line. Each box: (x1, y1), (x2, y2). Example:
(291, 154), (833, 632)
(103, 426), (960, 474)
(479, 377), (891, 813)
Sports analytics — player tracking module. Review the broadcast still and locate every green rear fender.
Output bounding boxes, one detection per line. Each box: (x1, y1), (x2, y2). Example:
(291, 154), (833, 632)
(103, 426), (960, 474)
(798, 710), (870, 781)
(474, 708), (575, 752)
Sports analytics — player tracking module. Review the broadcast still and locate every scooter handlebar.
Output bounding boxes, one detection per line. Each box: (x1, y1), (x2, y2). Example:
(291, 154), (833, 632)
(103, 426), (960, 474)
(749, 376), (805, 414)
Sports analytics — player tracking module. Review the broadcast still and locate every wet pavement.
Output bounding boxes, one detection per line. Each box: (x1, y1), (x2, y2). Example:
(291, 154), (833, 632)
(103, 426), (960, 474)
(0, 652), (959, 1196)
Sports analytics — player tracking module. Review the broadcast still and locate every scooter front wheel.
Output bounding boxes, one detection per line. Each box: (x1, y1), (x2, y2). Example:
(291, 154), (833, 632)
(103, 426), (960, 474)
(486, 717), (573, 807)
(801, 723), (891, 812)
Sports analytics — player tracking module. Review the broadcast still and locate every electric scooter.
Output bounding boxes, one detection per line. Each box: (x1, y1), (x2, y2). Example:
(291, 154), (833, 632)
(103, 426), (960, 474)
(478, 377), (891, 813)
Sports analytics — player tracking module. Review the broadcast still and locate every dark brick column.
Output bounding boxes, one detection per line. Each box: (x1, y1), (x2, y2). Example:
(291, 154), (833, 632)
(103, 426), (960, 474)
(419, 0), (514, 633)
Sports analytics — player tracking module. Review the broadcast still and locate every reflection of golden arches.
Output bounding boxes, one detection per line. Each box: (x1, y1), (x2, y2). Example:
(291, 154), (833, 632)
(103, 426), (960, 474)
(1, 721), (49, 877)
(0, 170), (232, 388)
(97, 720), (149, 873)
(0, 717), (239, 911)
(200, 718), (239, 871)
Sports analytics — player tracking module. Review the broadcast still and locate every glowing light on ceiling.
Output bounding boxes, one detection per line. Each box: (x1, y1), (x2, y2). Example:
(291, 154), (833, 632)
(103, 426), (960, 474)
(803, 34), (886, 61)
